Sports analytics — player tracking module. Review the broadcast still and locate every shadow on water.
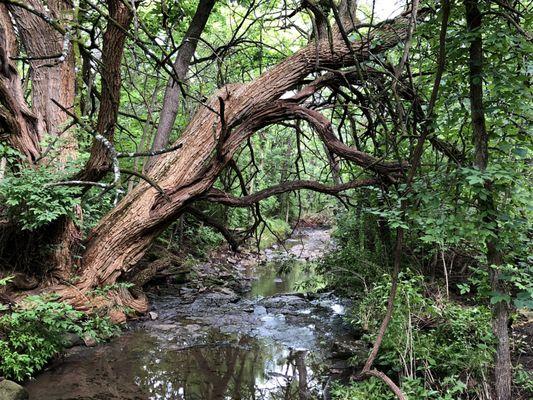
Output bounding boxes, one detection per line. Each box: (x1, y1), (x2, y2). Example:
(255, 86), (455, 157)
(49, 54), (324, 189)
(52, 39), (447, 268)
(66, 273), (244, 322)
(26, 228), (352, 400)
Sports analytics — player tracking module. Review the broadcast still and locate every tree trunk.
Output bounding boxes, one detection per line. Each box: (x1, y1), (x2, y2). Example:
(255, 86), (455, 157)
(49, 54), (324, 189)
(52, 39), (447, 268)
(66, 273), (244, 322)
(80, 0), (133, 181)
(9, 0), (77, 163)
(0, 4), (40, 162)
(144, 0), (215, 172)
(3, 1), (80, 278)
(52, 11), (424, 314)
(465, 0), (512, 398)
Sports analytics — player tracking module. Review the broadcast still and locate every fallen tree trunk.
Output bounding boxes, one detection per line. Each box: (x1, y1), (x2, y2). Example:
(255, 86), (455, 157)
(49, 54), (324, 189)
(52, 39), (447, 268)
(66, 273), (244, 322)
(54, 9), (428, 314)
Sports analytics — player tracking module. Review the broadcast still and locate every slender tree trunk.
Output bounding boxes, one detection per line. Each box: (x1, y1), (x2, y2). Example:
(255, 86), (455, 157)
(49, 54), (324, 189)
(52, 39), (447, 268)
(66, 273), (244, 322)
(144, 0), (216, 171)
(80, 0), (133, 181)
(465, 1), (512, 398)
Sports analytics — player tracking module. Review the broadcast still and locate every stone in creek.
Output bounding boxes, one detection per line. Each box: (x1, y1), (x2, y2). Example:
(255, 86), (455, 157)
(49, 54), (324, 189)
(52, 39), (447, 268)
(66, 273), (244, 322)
(330, 339), (368, 362)
(0, 379), (29, 400)
(185, 324), (201, 332)
(259, 294), (309, 311)
(148, 311), (158, 320)
(61, 332), (84, 348)
(253, 305), (267, 316)
(83, 335), (97, 347)
(151, 324), (178, 331)
(188, 291), (240, 312)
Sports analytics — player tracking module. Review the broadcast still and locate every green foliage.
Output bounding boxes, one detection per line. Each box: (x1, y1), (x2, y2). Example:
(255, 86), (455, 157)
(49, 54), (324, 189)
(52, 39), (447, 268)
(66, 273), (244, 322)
(343, 273), (494, 399)
(331, 378), (394, 400)
(492, 262), (533, 309)
(0, 295), (118, 381)
(0, 143), (21, 162)
(332, 375), (469, 400)
(0, 275), (13, 286)
(318, 205), (390, 295)
(193, 224), (225, 249)
(0, 165), (81, 231)
(514, 364), (533, 393)
(257, 218), (291, 249)
(88, 282), (135, 298)
(81, 314), (120, 342)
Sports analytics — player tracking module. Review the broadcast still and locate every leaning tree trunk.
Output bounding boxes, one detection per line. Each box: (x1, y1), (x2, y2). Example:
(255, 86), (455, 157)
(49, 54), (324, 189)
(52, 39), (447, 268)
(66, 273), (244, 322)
(54, 11), (423, 316)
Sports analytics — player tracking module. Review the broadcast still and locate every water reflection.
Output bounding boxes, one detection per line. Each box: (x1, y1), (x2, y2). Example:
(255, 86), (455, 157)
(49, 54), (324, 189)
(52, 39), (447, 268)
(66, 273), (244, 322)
(127, 330), (322, 400)
(248, 259), (313, 298)
(26, 329), (322, 400)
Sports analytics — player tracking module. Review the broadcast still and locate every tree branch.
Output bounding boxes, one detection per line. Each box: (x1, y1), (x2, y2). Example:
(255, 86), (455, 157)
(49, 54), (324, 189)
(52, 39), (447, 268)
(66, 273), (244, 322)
(184, 206), (240, 251)
(203, 178), (378, 207)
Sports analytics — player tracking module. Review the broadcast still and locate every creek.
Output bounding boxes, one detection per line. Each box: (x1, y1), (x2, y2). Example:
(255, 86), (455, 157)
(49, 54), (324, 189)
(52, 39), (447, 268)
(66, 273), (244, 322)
(25, 228), (362, 400)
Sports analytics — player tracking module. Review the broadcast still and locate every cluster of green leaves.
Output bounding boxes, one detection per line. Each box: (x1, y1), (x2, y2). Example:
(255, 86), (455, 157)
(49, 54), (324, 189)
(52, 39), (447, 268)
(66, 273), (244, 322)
(0, 165), (81, 231)
(0, 294), (118, 381)
(256, 218), (292, 249)
(457, 262), (533, 310)
(331, 375), (468, 400)
(0, 142), (21, 163)
(88, 282), (135, 298)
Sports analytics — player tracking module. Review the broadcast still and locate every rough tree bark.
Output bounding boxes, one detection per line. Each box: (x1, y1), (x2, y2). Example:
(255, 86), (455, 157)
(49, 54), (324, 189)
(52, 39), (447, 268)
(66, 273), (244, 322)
(1, 0), (133, 279)
(80, 0), (133, 182)
(144, 0), (216, 171)
(50, 10), (427, 317)
(465, 0), (512, 398)
(0, 4), (40, 162)
(9, 0), (77, 162)
(1, 1), (80, 278)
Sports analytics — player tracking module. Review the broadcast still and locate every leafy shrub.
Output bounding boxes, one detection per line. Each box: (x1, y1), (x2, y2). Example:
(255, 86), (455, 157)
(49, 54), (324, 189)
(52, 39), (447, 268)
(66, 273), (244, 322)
(514, 364), (533, 395)
(318, 208), (390, 295)
(332, 376), (469, 400)
(341, 273), (494, 399)
(0, 165), (81, 231)
(0, 295), (118, 381)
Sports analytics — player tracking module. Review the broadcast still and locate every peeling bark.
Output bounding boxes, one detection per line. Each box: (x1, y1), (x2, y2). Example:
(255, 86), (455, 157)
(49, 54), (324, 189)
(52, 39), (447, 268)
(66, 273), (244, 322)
(80, 0), (133, 181)
(9, 0), (77, 163)
(0, 4), (40, 162)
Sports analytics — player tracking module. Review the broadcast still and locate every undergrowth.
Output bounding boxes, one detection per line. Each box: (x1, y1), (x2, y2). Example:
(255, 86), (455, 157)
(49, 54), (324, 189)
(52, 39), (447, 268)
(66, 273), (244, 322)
(336, 273), (495, 400)
(0, 292), (118, 381)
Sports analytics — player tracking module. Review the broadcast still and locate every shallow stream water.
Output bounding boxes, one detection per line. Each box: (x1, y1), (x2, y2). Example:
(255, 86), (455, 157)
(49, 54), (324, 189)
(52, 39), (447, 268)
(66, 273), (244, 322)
(25, 228), (358, 400)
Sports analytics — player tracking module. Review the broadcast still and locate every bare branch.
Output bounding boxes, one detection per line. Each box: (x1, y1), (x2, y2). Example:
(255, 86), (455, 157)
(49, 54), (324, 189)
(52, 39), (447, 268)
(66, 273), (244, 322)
(203, 178), (378, 207)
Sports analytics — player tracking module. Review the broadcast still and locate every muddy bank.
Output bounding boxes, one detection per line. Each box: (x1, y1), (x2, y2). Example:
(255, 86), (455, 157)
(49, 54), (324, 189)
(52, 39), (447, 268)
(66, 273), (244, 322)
(25, 228), (366, 400)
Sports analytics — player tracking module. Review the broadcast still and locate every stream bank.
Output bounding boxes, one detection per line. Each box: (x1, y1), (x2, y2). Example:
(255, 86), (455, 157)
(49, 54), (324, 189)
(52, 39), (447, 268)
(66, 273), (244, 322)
(24, 228), (366, 400)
